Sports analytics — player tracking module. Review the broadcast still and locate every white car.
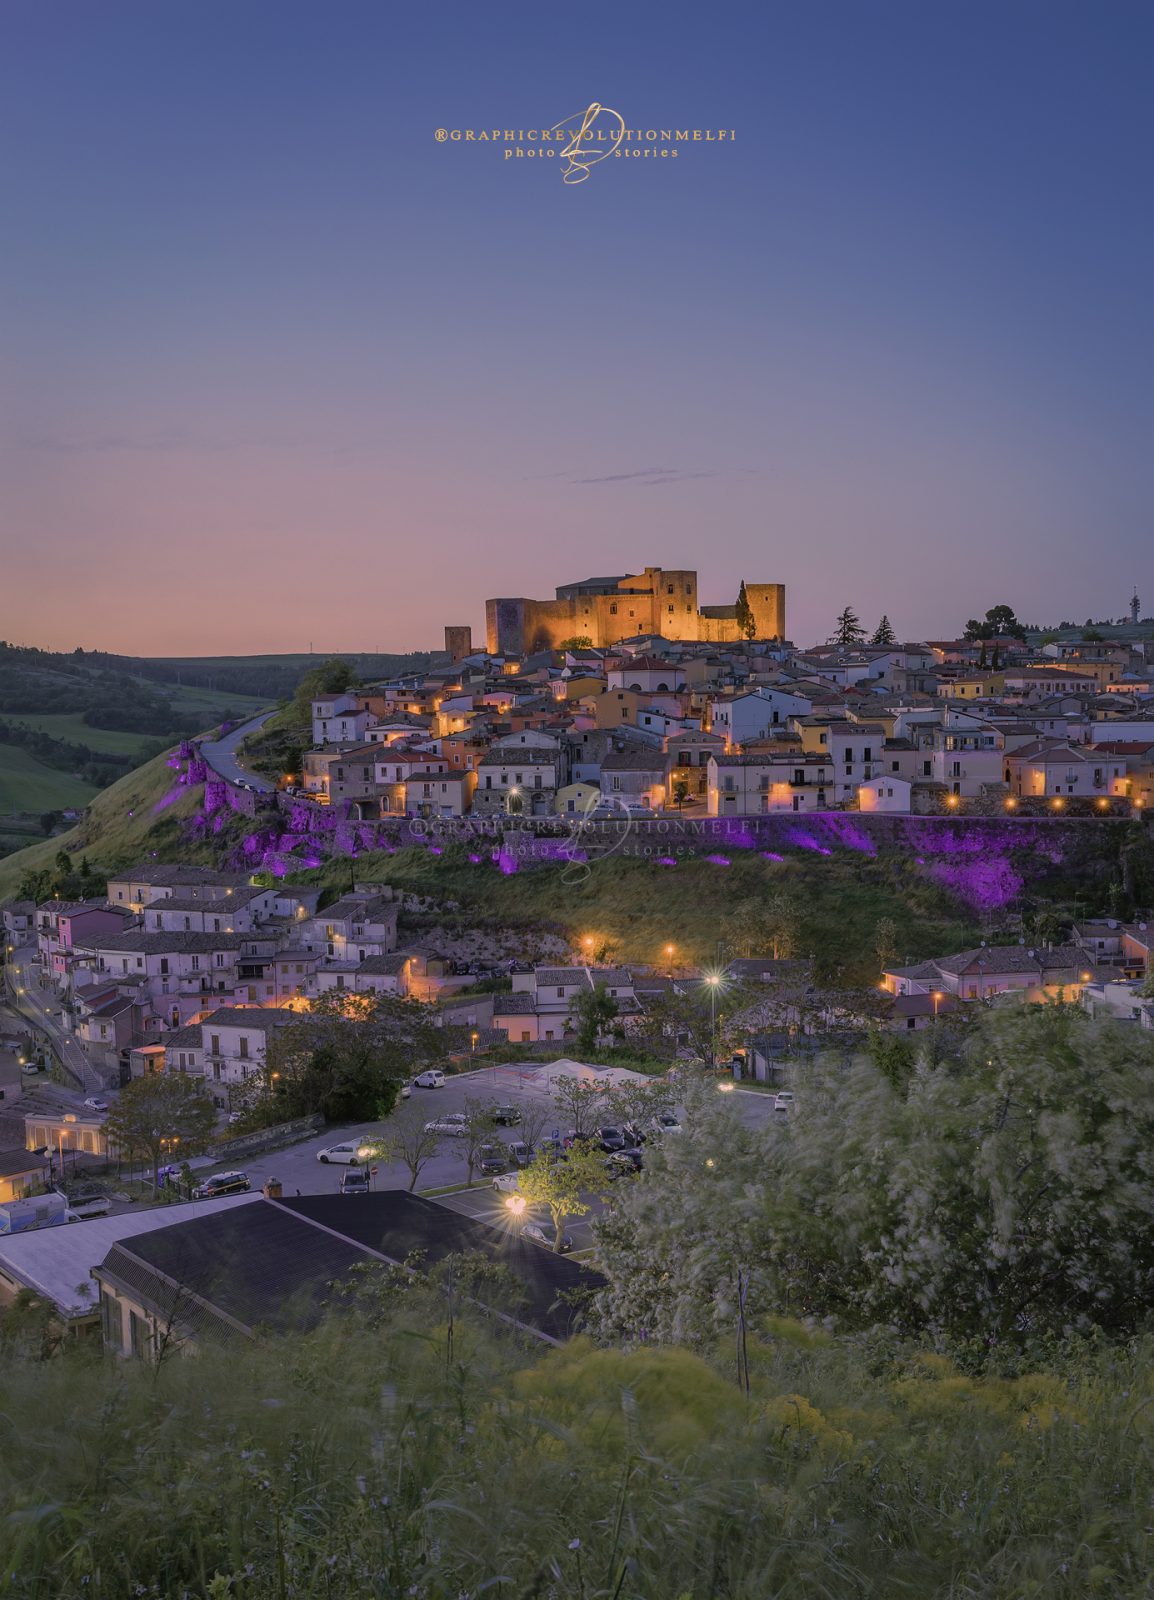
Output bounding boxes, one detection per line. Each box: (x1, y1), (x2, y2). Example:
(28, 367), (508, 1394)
(316, 1141), (370, 1165)
(399, 1082), (412, 1099)
(83, 1097), (109, 1114)
(773, 1092), (795, 1113)
(414, 1069), (445, 1089)
(492, 1171), (521, 1194)
(424, 1114), (468, 1138)
(651, 1111), (683, 1135)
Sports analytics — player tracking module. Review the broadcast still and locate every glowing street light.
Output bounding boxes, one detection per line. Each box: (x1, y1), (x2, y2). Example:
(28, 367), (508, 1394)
(664, 942), (675, 975)
(704, 970), (725, 1066)
(932, 990), (944, 1019)
(505, 1194), (527, 1217)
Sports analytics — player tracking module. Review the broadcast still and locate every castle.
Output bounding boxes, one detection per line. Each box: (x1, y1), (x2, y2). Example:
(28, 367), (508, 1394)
(477, 567), (785, 655)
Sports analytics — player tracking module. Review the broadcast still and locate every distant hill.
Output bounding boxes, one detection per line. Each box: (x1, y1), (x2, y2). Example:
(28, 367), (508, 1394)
(0, 643), (443, 830)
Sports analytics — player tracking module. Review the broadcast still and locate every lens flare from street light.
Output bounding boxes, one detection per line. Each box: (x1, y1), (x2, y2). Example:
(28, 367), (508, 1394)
(505, 1194), (527, 1216)
(717, 1081), (735, 1093)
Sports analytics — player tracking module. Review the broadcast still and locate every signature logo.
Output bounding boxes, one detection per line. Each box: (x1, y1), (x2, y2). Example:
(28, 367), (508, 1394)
(559, 792), (636, 884)
(550, 103), (625, 185)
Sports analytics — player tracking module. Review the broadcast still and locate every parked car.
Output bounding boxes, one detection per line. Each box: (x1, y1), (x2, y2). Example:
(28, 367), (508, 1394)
(597, 1126), (626, 1153)
(605, 1150), (644, 1179)
(492, 1105), (522, 1126)
(506, 1140), (533, 1167)
(522, 1218), (573, 1253)
(316, 1141), (368, 1165)
(424, 1115), (468, 1138)
(773, 1092), (795, 1113)
(478, 1143), (508, 1176)
(83, 1096), (109, 1114)
(492, 1171), (521, 1194)
(192, 1171), (251, 1200)
(651, 1111), (683, 1135)
(414, 1069), (446, 1089)
(339, 1169), (372, 1195)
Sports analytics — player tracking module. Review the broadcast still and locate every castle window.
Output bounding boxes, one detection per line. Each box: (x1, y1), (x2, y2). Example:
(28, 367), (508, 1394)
(610, 603), (617, 614)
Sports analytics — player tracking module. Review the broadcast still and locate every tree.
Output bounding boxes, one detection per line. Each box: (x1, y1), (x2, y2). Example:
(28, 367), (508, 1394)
(595, 1007), (1154, 1350)
(870, 616), (896, 647)
(873, 916), (899, 973)
(105, 1073), (216, 1190)
(551, 1074), (610, 1140)
(38, 812), (58, 838)
(517, 1145), (607, 1252)
(456, 1098), (498, 1186)
(671, 774), (690, 810)
(725, 895), (800, 960)
(734, 580), (756, 642)
(367, 1102), (443, 1191)
(557, 636), (593, 652)
(264, 991), (454, 1124)
(828, 607), (866, 647)
(963, 605), (1024, 642)
(571, 984), (619, 1054)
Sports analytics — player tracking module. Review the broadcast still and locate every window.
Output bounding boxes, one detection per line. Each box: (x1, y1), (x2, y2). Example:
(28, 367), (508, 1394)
(210, 1034), (220, 1054)
(239, 1037), (249, 1059)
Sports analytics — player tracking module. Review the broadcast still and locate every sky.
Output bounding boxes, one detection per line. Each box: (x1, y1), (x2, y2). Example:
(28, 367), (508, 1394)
(2, 0), (1151, 655)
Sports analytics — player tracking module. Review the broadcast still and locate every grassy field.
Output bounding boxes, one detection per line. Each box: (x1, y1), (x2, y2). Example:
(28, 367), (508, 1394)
(0, 747), (206, 898)
(0, 746), (99, 814)
(300, 844), (987, 976)
(142, 680), (267, 719)
(3, 712), (154, 757)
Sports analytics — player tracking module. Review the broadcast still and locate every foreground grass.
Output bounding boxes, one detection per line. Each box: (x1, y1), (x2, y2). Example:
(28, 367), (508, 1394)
(1, 1312), (1151, 1598)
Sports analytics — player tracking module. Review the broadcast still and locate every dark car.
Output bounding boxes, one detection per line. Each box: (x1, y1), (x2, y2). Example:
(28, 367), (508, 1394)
(492, 1105), (523, 1127)
(522, 1218), (574, 1253)
(339, 1168), (372, 1195)
(478, 1143), (508, 1176)
(621, 1121), (647, 1148)
(598, 1125), (627, 1153)
(605, 1149), (644, 1179)
(192, 1171), (251, 1200)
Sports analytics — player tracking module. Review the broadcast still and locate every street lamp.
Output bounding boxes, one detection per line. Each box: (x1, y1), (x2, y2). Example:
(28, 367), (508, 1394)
(471, 1030), (479, 1053)
(704, 971), (724, 1066)
(505, 1194), (526, 1218)
(665, 942), (675, 975)
(932, 990), (944, 1020)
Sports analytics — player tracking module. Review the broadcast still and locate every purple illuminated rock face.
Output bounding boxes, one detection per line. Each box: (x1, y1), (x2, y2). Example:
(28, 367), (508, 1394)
(928, 857), (1024, 911)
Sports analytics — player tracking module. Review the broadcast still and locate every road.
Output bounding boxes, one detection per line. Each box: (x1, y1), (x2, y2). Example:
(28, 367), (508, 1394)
(200, 711), (277, 792)
(4, 942), (104, 1094)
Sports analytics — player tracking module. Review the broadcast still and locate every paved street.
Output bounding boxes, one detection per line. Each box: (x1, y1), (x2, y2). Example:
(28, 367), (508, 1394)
(4, 942), (103, 1094)
(200, 711), (276, 791)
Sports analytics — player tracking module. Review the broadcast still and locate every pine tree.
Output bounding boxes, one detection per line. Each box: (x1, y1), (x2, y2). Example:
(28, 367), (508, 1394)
(734, 580), (756, 641)
(871, 615), (897, 646)
(829, 607), (866, 647)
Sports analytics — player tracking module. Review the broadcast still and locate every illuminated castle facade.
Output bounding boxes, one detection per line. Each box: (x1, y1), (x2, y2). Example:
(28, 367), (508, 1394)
(485, 567), (785, 655)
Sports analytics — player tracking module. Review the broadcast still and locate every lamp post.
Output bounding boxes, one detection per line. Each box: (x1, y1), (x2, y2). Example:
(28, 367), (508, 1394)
(665, 942), (675, 976)
(705, 972), (723, 1067)
(932, 990), (943, 1021)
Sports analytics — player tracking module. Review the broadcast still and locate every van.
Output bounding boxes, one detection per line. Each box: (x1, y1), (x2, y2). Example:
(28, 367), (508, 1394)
(414, 1069), (445, 1089)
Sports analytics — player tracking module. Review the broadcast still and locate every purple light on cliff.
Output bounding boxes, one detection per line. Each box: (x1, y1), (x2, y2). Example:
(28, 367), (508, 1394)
(929, 857), (1024, 911)
(468, 852), (483, 863)
(496, 847), (519, 875)
(760, 851), (784, 863)
(429, 845), (443, 855)
(705, 854), (731, 867)
(151, 785), (184, 814)
(657, 856), (678, 866)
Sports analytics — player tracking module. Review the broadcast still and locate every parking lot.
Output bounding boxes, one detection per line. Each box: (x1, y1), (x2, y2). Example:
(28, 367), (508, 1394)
(194, 1062), (780, 1235)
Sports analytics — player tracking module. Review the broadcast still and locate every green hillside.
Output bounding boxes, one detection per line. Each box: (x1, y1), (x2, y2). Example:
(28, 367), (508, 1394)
(0, 749), (205, 900)
(0, 746), (100, 814)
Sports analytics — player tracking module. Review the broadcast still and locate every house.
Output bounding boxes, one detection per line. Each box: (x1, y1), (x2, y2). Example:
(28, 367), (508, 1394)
(599, 751), (667, 811)
(105, 865), (249, 912)
(665, 730), (726, 802)
(882, 945), (1111, 1004)
(198, 1007), (297, 1105)
(553, 781), (602, 816)
(0, 1149), (52, 1204)
(93, 1192), (602, 1356)
(297, 894), (398, 965)
(706, 753), (832, 815)
(708, 687), (813, 747)
(310, 693), (360, 745)
(858, 775), (913, 813)
(1004, 740), (1129, 801)
(403, 769), (476, 818)
(472, 750), (562, 817)
(1, 901), (34, 940)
